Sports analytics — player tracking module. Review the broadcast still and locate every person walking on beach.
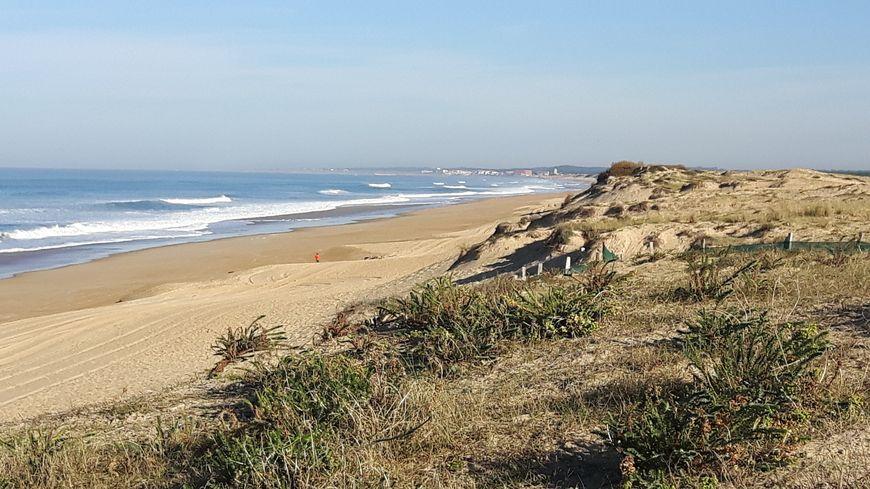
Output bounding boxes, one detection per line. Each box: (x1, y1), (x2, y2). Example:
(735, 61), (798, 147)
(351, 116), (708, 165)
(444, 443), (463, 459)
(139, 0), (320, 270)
(314, 251), (320, 263)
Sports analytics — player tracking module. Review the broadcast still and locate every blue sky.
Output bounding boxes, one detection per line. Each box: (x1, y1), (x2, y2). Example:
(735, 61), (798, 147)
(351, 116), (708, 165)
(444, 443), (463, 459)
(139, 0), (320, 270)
(1, 1), (868, 170)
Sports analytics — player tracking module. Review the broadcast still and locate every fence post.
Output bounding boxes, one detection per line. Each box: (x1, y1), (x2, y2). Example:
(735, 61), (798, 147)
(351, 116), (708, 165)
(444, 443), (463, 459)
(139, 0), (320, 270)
(537, 262), (543, 276)
(565, 256), (571, 274)
(648, 241), (655, 254)
(786, 232), (794, 251)
(701, 238), (706, 252)
(860, 232), (865, 252)
(521, 266), (527, 281)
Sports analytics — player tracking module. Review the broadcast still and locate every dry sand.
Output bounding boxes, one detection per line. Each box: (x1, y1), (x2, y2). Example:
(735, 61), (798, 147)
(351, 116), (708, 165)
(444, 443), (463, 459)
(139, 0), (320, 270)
(0, 193), (566, 422)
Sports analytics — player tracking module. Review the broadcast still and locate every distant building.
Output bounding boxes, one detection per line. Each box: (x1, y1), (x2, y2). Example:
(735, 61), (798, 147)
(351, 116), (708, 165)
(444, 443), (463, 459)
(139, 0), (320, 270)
(553, 168), (559, 175)
(516, 169), (533, 176)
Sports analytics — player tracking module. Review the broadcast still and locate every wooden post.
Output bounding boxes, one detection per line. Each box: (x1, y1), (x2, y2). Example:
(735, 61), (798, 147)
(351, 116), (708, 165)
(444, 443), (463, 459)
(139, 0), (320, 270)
(859, 232), (865, 251)
(786, 232), (794, 251)
(521, 266), (527, 281)
(537, 262), (543, 276)
(565, 256), (571, 274)
(701, 238), (706, 252)
(648, 241), (655, 254)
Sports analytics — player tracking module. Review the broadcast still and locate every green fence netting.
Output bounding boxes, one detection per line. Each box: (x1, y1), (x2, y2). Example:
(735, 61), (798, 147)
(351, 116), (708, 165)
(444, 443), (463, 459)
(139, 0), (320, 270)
(710, 238), (868, 253)
(566, 244), (619, 274)
(603, 244), (620, 263)
(562, 238), (866, 276)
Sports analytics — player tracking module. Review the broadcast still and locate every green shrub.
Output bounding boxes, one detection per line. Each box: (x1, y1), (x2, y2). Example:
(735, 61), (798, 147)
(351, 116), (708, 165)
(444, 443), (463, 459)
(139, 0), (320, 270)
(606, 311), (831, 486)
(376, 277), (604, 375)
(195, 353), (371, 487)
(377, 277), (498, 374)
(548, 224), (575, 247)
(210, 315), (287, 377)
(505, 283), (602, 339)
(674, 250), (757, 302)
(0, 428), (69, 487)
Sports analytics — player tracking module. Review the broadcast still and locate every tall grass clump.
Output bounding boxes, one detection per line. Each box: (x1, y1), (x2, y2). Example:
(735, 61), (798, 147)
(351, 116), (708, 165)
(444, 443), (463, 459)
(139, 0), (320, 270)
(674, 250), (757, 302)
(0, 421), (203, 488)
(195, 353), (372, 487)
(605, 310), (832, 487)
(210, 315), (287, 377)
(547, 224), (575, 248)
(375, 276), (605, 375)
(0, 428), (69, 488)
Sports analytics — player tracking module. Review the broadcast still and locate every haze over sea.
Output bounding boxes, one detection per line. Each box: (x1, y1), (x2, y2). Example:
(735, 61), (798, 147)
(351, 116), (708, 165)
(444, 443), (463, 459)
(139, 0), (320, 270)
(0, 168), (583, 278)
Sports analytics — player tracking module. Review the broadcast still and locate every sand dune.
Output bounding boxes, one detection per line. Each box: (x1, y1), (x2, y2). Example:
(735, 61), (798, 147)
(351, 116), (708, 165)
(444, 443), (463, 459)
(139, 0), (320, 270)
(0, 193), (564, 422)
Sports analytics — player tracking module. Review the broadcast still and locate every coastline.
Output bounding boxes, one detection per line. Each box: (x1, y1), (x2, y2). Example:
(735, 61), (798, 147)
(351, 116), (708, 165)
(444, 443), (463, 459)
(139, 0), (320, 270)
(0, 191), (569, 421)
(0, 192), (565, 323)
(0, 201), (431, 280)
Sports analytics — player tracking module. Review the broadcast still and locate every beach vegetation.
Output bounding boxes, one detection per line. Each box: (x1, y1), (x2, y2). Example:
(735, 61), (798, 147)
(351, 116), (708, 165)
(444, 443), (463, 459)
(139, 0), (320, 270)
(606, 310), (832, 486)
(209, 315), (287, 377)
(193, 353), (374, 487)
(374, 276), (605, 375)
(673, 250), (757, 302)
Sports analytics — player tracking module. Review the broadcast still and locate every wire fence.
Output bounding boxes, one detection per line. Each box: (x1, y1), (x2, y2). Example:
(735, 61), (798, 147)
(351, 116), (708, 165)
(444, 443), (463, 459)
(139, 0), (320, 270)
(513, 232), (868, 280)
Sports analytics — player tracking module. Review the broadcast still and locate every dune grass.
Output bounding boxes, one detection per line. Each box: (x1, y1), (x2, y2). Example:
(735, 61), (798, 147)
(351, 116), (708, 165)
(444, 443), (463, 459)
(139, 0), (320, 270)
(606, 311), (833, 486)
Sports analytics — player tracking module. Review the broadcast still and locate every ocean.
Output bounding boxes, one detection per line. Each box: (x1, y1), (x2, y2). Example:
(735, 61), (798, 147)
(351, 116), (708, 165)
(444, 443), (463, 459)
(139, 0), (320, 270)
(0, 168), (585, 278)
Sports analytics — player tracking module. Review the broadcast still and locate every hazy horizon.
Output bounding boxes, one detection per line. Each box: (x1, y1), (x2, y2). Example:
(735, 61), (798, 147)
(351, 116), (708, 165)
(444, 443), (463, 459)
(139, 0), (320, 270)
(2, 2), (869, 171)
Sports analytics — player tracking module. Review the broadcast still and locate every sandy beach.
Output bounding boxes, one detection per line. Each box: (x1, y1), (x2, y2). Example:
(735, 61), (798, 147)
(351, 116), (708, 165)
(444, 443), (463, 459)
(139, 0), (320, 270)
(0, 193), (566, 422)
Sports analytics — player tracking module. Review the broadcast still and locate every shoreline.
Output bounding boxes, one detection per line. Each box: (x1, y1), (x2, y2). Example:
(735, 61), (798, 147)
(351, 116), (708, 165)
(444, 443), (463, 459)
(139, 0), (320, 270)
(0, 201), (432, 280)
(0, 192), (560, 298)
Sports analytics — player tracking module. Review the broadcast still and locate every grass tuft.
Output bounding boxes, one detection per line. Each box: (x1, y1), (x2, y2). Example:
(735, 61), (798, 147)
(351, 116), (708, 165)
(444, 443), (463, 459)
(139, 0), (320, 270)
(209, 315), (287, 377)
(605, 310), (832, 486)
(374, 277), (605, 375)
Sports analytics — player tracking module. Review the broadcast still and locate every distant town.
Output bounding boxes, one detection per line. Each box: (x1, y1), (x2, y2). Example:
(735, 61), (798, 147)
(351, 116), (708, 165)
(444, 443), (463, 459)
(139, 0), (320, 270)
(313, 164), (608, 178)
(421, 164), (607, 178)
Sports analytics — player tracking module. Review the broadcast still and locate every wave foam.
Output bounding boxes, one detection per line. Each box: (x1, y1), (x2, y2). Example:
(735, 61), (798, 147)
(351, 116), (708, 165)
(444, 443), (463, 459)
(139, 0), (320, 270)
(0, 232), (209, 254)
(368, 183), (391, 188)
(161, 195), (232, 205)
(2, 195), (412, 242)
(318, 189), (349, 195)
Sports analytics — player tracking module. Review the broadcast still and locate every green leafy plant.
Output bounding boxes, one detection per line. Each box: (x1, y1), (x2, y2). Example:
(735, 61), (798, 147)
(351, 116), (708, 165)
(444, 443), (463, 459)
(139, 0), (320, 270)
(675, 250), (757, 302)
(606, 310), (831, 486)
(505, 284), (602, 339)
(209, 315), (287, 377)
(0, 428), (68, 487)
(375, 277), (604, 375)
(196, 353), (371, 487)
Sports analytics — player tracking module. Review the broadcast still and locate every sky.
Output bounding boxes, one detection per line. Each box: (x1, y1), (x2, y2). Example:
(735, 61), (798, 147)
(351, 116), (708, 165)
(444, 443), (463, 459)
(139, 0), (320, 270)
(1, 1), (869, 171)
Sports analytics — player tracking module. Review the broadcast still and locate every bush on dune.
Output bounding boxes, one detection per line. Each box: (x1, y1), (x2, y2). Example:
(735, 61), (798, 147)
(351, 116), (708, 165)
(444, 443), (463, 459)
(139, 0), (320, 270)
(375, 276), (606, 375)
(210, 315), (287, 377)
(674, 250), (758, 302)
(195, 354), (375, 487)
(605, 310), (832, 487)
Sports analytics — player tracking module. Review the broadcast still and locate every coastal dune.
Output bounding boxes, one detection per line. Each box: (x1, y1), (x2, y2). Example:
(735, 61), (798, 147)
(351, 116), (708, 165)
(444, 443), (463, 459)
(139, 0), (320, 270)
(0, 193), (564, 422)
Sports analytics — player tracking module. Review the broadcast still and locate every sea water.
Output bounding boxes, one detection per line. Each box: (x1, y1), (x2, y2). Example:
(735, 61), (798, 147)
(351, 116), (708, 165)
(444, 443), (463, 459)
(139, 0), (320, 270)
(0, 168), (585, 277)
